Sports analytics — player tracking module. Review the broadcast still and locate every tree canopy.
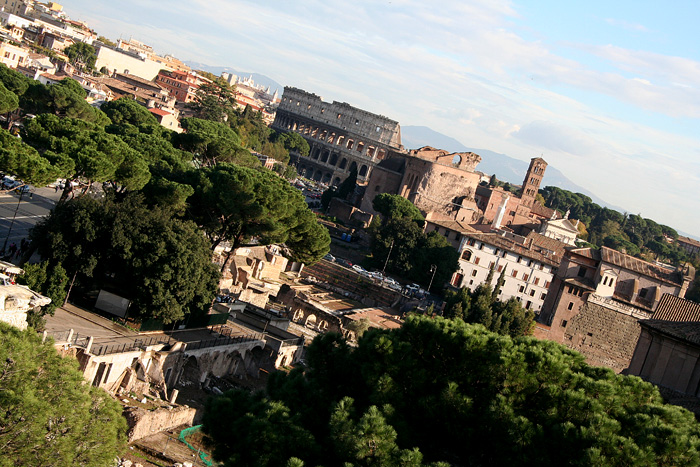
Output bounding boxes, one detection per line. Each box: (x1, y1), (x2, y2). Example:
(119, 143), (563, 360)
(30, 194), (219, 323)
(370, 217), (458, 290)
(183, 164), (329, 268)
(541, 186), (688, 265)
(63, 42), (97, 72)
(203, 315), (700, 466)
(443, 270), (534, 337)
(372, 193), (424, 224)
(0, 322), (126, 467)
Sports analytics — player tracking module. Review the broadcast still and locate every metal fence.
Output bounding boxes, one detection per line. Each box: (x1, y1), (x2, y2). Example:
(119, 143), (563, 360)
(185, 333), (262, 351)
(43, 329), (71, 343)
(91, 335), (175, 356)
(42, 326), (263, 356)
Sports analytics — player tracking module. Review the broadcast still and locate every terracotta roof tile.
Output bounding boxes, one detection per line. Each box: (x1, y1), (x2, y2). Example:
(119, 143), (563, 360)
(427, 219), (476, 234)
(600, 246), (681, 285)
(463, 230), (569, 266)
(653, 294), (700, 321)
(148, 108), (170, 117)
(530, 202), (557, 219)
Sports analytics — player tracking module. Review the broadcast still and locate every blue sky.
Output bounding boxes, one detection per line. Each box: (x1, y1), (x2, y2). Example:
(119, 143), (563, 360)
(62, 0), (700, 236)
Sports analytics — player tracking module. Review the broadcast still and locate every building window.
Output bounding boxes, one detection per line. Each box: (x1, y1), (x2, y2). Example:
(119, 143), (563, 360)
(471, 270), (477, 277)
(489, 262), (495, 269)
(474, 257), (480, 265)
(519, 285), (525, 293)
(512, 270), (518, 277)
(461, 250), (472, 261)
(494, 248), (500, 256)
(498, 265), (504, 273)
(534, 277), (540, 286)
(567, 302), (574, 310)
(561, 320), (568, 327)
(529, 289), (535, 297)
(478, 243), (483, 250)
(639, 288), (648, 298)
(467, 238), (475, 246)
(517, 256), (522, 263)
(525, 301), (532, 309)
(523, 273), (529, 281)
(577, 267), (586, 278)
(544, 281), (550, 288)
(541, 292), (547, 300)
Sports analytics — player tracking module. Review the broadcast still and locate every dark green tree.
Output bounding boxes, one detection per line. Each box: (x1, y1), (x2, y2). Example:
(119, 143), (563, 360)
(64, 42), (97, 71)
(204, 316), (700, 466)
(0, 129), (59, 188)
(22, 114), (151, 201)
(372, 193), (424, 224)
(444, 282), (534, 337)
(30, 194), (219, 323)
(188, 78), (238, 122)
(16, 261), (69, 330)
(0, 81), (18, 115)
(184, 164), (329, 269)
(0, 322), (126, 466)
(101, 97), (159, 127)
(177, 117), (258, 167)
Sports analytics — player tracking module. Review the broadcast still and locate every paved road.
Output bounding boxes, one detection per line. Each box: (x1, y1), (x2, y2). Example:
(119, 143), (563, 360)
(0, 186), (60, 253)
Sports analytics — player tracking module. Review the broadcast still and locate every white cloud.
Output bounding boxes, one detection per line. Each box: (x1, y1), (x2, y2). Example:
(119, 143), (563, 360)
(604, 18), (649, 33)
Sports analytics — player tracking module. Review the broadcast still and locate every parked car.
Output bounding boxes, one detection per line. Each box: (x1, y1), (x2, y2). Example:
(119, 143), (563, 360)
(368, 271), (384, 281)
(336, 258), (353, 268)
(405, 283), (422, 296)
(352, 264), (367, 274)
(323, 253), (336, 262)
(1, 176), (18, 190)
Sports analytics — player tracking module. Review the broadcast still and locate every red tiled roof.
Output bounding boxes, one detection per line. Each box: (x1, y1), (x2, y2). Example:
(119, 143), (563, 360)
(427, 219), (476, 234)
(530, 202), (557, 219)
(462, 230), (569, 266)
(600, 246), (681, 285)
(653, 294), (700, 321)
(148, 108), (170, 117)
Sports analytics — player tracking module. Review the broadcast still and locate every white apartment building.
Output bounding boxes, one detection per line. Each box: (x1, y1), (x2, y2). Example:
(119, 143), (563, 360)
(451, 229), (569, 313)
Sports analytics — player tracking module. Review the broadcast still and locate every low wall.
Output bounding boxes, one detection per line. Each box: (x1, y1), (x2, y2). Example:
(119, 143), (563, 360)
(124, 404), (197, 442)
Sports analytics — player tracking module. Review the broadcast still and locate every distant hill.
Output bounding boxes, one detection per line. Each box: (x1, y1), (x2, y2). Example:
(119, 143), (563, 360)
(184, 61), (284, 94)
(401, 125), (622, 211)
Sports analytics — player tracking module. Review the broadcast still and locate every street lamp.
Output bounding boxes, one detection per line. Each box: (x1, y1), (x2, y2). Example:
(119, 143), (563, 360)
(428, 264), (437, 293)
(381, 240), (394, 275)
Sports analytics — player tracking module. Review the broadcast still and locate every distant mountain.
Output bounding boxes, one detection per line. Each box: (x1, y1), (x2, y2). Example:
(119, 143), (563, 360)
(184, 61), (284, 93)
(401, 125), (622, 211)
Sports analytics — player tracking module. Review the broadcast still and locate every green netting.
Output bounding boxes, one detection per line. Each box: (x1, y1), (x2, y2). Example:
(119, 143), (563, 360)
(178, 425), (213, 466)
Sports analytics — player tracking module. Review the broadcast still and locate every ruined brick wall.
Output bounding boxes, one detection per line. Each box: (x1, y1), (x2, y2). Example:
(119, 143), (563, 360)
(360, 167), (404, 213)
(563, 302), (642, 373)
(124, 405), (197, 442)
(413, 165), (481, 218)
